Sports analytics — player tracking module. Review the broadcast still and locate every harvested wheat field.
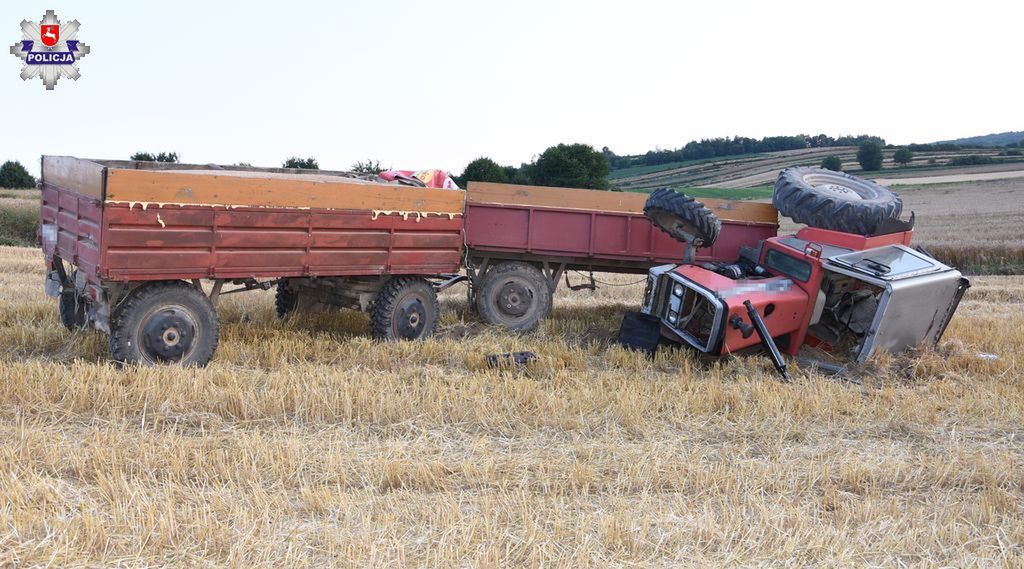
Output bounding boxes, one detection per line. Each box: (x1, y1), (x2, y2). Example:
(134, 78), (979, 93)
(0, 244), (1022, 567)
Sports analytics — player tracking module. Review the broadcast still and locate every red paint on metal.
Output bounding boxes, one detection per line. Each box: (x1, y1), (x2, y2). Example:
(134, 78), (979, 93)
(43, 184), (462, 282)
(795, 227), (912, 249)
(40, 185), (104, 288)
(673, 265), (809, 354)
(464, 202), (776, 267)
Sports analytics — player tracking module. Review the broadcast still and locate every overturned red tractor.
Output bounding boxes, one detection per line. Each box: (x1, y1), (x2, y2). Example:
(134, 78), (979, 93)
(619, 168), (970, 376)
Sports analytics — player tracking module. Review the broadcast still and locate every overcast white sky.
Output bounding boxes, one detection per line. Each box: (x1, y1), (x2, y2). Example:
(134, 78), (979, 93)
(2, 1), (1022, 176)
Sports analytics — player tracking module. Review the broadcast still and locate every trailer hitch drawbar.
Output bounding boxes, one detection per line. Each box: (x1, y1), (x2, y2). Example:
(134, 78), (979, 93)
(743, 299), (790, 381)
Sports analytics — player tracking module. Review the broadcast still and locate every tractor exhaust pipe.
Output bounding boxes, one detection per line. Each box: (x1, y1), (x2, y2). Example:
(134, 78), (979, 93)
(743, 300), (790, 381)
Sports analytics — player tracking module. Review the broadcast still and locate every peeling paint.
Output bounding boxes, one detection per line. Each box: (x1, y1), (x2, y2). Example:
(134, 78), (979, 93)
(156, 212), (166, 228)
(109, 200), (463, 221)
(371, 210), (463, 222)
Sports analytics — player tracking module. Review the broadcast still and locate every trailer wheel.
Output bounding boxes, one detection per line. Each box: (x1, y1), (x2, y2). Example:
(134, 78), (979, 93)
(476, 262), (552, 332)
(644, 188), (721, 247)
(59, 290), (86, 329)
(110, 281), (220, 367)
(275, 280), (297, 318)
(370, 276), (439, 341)
(773, 167), (902, 235)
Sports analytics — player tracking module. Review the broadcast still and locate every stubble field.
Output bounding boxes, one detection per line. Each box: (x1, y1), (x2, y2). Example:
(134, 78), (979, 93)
(0, 244), (1022, 566)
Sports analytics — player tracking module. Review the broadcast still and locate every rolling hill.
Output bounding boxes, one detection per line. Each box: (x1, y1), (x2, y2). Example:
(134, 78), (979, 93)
(935, 131), (1024, 147)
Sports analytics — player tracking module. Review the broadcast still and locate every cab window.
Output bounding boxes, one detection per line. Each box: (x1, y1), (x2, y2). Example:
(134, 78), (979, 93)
(765, 249), (812, 282)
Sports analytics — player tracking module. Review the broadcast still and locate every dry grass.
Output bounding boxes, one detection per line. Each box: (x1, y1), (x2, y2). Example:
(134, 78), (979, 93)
(1, 244), (1022, 567)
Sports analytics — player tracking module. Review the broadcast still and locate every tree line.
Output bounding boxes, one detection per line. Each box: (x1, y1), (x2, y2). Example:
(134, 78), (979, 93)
(604, 134), (887, 170)
(5, 130), (1023, 192)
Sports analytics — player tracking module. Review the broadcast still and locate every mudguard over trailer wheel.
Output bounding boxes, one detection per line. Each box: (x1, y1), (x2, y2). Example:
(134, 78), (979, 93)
(110, 281), (220, 367)
(370, 276), (440, 341)
(59, 290), (86, 330)
(475, 262), (553, 332)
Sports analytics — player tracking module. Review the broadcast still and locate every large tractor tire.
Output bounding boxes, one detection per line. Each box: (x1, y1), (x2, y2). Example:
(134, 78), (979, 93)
(110, 281), (220, 367)
(773, 167), (902, 236)
(644, 188), (721, 247)
(370, 276), (440, 341)
(475, 262), (553, 332)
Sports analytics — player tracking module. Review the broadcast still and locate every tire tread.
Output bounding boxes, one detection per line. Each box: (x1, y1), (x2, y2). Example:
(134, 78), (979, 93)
(643, 188), (722, 246)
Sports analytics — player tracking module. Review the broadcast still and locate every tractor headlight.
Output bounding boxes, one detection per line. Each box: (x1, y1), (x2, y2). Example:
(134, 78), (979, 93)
(673, 283), (685, 297)
(667, 310), (679, 324)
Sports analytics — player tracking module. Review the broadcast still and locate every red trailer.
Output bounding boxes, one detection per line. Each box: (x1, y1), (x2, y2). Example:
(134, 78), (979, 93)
(39, 156), (777, 366)
(40, 157), (465, 365)
(462, 182), (778, 330)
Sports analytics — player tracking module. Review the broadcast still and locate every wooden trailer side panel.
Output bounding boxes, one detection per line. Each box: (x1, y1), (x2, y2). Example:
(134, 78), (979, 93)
(99, 204), (462, 280)
(105, 168), (465, 214)
(466, 181), (778, 224)
(464, 181), (778, 269)
(40, 157), (466, 282)
(41, 156), (106, 200)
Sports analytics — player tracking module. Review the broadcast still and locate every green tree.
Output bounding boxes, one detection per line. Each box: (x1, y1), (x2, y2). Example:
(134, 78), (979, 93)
(352, 159), (386, 175)
(820, 155), (842, 171)
(0, 161), (36, 188)
(283, 157), (319, 169)
(131, 151), (179, 163)
(893, 148), (914, 166)
(856, 140), (884, 171)
(531, 143), (610, 190)
(459, 157), (509, 187)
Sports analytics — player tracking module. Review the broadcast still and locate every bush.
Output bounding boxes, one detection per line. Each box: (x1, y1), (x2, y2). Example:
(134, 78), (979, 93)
(532, 143), (610, 190)
(283, 157), (319, 169)
(820, 155), (842, 171)
(131, 152), (179, 163)
(459, 157), (509, 187)
(0, 206), (39, 246)
(948, 155), (994, 166)
(351, 160), (386, 175)
(893, 148), (914, 166)
(0, 161), (36, 189)
(856, 140), (884, 171)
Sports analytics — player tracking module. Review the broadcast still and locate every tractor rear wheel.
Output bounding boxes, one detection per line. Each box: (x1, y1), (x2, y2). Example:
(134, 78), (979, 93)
(370, 276), (440, 341)
(110, 281), (220, 367)
(644, 188), (721, 247)
(773, 167), (902, 235)
(476, 262), (552, 332)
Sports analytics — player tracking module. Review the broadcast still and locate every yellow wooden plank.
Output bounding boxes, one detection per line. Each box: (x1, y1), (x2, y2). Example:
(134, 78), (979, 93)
(105, 168), (466, 214)
(466, 182), (777, 224)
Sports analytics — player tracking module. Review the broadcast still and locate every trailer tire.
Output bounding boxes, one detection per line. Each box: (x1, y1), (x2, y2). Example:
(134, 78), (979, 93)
(110, 281), (220, 367)
(476, 262), (552, 332)
(275, 281), (297, 318)
(644, 188), (721, 247)
(370, 276), (439, 341)
(59, 290), (86, 329)
(773, 167), (902, 236)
